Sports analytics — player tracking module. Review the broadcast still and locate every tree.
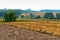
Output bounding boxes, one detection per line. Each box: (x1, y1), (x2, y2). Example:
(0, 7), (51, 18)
(29, 13), (35, 19)
(20, 15), (25, 18)
(43, 12), (54, 19)
(4, 10), (17, 22)
(56, 13), (60, 19)
(35, 15), (41, 19)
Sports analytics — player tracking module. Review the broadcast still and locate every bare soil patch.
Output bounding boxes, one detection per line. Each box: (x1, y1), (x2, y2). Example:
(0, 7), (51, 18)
(0, 24), (60, 40)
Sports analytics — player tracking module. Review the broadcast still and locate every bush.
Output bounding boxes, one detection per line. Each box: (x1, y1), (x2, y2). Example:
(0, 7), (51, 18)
(35, 15), (41, 19)
(43, 12), (54, 19)
(20, 15), (25, 18)
(29, 13), (35, 19)
(4, 10), (17, 22)
(56, 13), (60, 19)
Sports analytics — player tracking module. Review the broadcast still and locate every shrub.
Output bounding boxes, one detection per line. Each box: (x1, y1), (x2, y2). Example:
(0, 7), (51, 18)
(43, 12), (54, 19)
(35, 15), (41, 19)
(56, 13), (60, 19)
(29, 13), (35, 19)
(4, 10), (17, 22)
(20, 15), (25, 18)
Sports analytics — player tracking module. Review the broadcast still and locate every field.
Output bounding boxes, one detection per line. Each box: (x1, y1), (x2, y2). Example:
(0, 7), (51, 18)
(1, 19), (60, 36)
(0, 24), (60, 40)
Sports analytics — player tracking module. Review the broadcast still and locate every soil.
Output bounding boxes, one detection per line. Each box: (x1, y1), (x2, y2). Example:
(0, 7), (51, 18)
(0, 24), (60, 40)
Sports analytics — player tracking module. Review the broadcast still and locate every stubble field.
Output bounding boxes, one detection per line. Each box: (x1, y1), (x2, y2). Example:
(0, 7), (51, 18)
(1, 19), (60, 36)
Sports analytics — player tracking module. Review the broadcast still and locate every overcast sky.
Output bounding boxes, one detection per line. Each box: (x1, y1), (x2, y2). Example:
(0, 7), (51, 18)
(0, 0), (60, 10)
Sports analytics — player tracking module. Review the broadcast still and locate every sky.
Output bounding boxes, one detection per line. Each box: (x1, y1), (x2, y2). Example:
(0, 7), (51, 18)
(0, 0), (60, 10)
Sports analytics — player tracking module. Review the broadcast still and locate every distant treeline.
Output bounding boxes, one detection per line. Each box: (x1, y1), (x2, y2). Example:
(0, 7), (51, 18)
(0, 9), (38, 17)
(0, 9), (60, 17)
(1, 9), (60, 22)
(19, 12), (60, 19)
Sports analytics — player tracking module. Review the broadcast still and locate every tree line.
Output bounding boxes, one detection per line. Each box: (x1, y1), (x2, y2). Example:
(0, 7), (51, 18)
(20, 12), (60, 19)
(3, 10), (60, 22)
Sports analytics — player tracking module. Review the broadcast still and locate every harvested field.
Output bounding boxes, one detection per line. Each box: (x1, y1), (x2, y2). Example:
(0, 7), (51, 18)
(0, 24), (60, 40)
(1, 20), (60, 36)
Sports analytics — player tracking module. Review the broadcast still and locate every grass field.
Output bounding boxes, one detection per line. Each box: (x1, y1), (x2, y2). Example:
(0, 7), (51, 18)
(1, 19), (60, 36)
